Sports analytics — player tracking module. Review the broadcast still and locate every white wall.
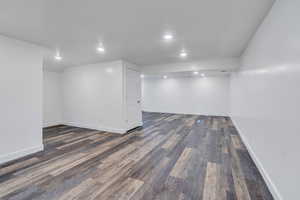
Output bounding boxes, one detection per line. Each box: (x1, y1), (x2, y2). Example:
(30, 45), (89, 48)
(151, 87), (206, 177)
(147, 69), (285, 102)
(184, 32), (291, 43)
(142, 75), (229, 116)
(62, 61), (127, 133)
(43, 71), (63, 127)
(0, 35), (44, 164)
(230, 1), (299, 199)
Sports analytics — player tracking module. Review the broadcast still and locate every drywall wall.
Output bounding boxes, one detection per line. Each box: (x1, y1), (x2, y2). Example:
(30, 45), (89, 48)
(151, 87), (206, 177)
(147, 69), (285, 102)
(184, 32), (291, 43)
(142, 75), (229, 116)
(62, 61), (127, 133)
(230, 1), (299, 199)
(43, 71), (63, 127)
(0, 35), (44, 164)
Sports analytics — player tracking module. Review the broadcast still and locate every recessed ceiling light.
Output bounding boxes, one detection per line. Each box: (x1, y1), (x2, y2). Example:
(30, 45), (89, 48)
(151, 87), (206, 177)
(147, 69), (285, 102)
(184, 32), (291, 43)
(201, 73), (205, 77)
(97, 46), (105, 52)
(163, 33), (173, 41)
(193, 71), (199, 75)
(97, 43), (105, 53)
(140, 74), (145, 78)
(163, 75), (167, 79)
(54, 53), (62, 61)
(180, 51), (187, 58)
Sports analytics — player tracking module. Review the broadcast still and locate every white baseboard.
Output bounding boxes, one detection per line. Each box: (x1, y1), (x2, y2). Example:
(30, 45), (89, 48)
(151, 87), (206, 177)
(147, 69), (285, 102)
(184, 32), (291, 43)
(65, 122), (127, 134)
(43, 123), (63, 128)
(127, 122), (143, 131)
(230, 117), (283, 200)
(142, 110), (229, 117)
(43, 121), (64, 128)
(97, 126), (127, 134)
(0, 144), (44, 165)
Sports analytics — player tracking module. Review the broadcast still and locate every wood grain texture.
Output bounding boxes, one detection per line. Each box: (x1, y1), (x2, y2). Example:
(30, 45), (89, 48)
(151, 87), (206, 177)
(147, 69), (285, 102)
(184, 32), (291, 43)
(170, 147), (193, 179)
(0, 112), (274, 200)
(203, 162), (218, 200)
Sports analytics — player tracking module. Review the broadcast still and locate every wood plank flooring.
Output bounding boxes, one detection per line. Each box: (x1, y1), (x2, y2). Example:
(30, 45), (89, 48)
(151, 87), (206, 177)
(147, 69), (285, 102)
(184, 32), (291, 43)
(0, 112), (274, 200)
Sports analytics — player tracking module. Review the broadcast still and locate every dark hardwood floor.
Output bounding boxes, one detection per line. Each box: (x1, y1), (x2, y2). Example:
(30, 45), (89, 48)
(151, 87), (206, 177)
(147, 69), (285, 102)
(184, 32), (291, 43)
(0, 112), (273, 200)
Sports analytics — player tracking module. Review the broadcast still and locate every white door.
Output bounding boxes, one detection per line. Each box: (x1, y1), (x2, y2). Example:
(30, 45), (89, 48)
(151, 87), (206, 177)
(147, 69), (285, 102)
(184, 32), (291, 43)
(126, 68), (142, 130)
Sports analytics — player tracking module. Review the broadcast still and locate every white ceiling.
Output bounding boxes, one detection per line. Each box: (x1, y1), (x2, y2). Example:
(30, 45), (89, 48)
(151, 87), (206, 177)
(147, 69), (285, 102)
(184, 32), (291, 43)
(0, 0), (274, 71)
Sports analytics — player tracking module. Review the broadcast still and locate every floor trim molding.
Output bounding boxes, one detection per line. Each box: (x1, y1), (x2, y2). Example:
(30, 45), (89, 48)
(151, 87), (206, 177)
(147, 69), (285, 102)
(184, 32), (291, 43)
(65, 122), (127, 134)
(127, 122), (143, 131)
(230, 117), (283, 200)
(43, 124), (64, 129)
(0, 144), (44, 165)
(142, 110), (229, 117)
(43, 122), (64, 128)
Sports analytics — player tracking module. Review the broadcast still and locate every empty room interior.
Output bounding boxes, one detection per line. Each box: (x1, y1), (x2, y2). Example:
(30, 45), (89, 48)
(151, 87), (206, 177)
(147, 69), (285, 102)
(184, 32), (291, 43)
(0, 0), (298, 199)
